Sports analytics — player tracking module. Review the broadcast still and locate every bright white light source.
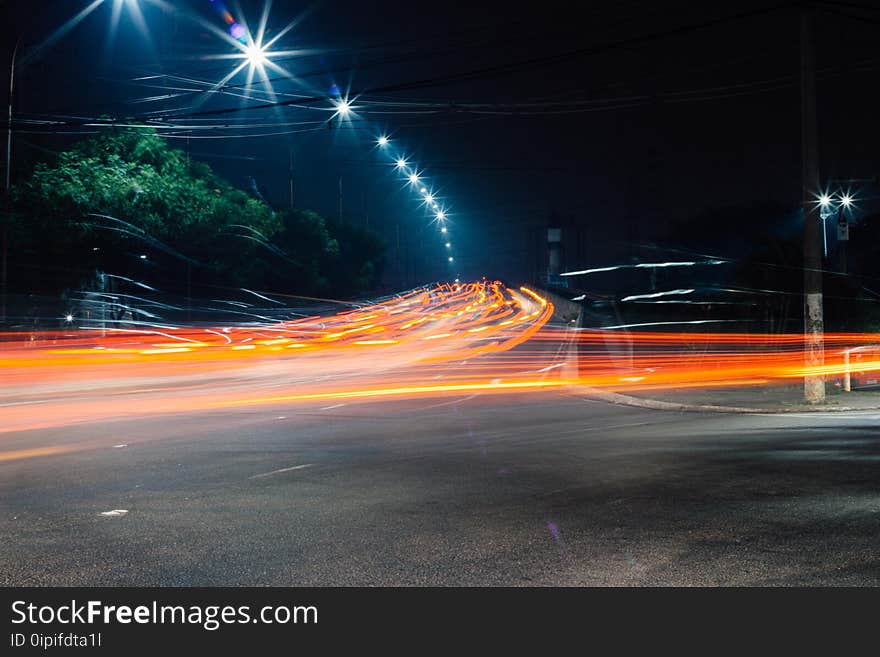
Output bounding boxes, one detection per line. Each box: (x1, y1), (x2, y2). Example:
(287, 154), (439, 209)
(395, 158), (407, 169)
(818, 194), (832, 207)
(377, 135), (389, 146)
(334, 98), (351, 117)
(65, 314), (73, 322)
(448, 256), (454, 262)
(840, 194), (853, 208)
(436, 210), (446, 220)
(245, 43), (268, 67)
(408, 173), (419, 184)
(139, 254), (147, 259)
(454, 278), (460, 283)
(445, 242), (451, 248)
(441, 226), (447, 233)
(424, 194), (434, 203)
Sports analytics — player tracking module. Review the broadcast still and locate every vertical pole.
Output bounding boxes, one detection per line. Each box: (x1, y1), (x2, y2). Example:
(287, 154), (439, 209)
(801, 8), (825, 404)
(396, 222), (401, 287)
(843, 350), (851, 392)
(288, 147), (295, 210)
(338, 174), (343, 223)
(186, 261), (191, 323)
(2, 40), (19, 325)
(362, 189), (368, 229)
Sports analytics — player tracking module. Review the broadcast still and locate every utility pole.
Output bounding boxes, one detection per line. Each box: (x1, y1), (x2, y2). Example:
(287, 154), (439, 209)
(2, 39), (20, 325)
(288, 147), (295, 210)
(801, 8), (825, 404)
(338, 174), (343, 223)
(396, 222), (402, 287)
(362, 188), (368, 229)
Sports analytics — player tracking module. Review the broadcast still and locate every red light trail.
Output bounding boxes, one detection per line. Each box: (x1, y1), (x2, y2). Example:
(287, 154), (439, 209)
(2, 281), (879, 435)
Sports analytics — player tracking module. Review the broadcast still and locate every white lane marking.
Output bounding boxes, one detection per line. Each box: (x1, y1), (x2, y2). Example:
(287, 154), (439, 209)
(248, 464), (314, 480)
(99, 509), (128, 517)
(113, 444), (127, 448)
(320, 403), (347, 410)
(416, 394), (479, 410)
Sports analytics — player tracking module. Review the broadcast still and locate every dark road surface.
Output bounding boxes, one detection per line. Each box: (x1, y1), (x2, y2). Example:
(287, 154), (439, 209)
(2, 391), (880, 586)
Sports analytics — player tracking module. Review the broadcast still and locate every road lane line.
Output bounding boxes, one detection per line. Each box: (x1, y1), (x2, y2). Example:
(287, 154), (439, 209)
(248, 464), (314, 479)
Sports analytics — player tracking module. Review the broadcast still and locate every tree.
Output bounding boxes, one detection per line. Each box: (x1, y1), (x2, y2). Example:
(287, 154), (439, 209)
(11, 128), (386, 299)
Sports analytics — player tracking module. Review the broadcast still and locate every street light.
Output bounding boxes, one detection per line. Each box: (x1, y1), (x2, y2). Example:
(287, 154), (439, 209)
(817, 189), (856, 269)
(408, 172), (419, 184)
(244, 43), (268, 67)
(377, 135), (389, 147)
(334, 98), (351, 118)
(435, 210), (446, 221)
(395, 157), (407, 169)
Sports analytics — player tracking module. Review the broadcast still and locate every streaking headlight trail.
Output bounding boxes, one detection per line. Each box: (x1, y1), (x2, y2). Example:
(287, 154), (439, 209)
(3, 280), (880, 436)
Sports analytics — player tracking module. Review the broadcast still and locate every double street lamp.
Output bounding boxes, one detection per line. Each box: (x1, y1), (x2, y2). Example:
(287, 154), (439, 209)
(818, 191), (854, 272)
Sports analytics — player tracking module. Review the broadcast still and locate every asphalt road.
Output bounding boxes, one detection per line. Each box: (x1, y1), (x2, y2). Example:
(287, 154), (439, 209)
(2, 390), (880, 586)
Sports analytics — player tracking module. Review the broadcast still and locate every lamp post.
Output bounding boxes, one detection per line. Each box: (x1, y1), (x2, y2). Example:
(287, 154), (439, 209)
(1, 39), (20, 324)
(818, 192), (853, 274)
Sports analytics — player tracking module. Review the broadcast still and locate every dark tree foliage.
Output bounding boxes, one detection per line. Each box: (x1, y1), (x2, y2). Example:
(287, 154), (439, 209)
(10, 129), (385, 299)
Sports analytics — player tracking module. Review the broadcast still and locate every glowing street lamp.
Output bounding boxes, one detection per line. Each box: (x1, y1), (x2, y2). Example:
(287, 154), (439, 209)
(334, 98), (352, 118)
(441, 226), (447, 233)
(408, 173), (420, 185)
(377, 135), (389, 147)
(435, 210), (446, 221)
(395, 158), (407, 169)
(448, 256), (454, 262)
(244, 42), (268, 67)
(445, 242), (451, 248)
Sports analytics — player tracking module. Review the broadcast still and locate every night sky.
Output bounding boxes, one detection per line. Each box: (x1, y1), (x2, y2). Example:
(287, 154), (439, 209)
(2, 0), (878, 288)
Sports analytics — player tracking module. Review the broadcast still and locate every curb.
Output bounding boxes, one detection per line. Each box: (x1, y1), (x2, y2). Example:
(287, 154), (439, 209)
(569, 386), (871, 415)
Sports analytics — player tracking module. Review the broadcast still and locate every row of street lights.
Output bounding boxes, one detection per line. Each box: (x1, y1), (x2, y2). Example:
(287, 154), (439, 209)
(380, 137), (460, 280)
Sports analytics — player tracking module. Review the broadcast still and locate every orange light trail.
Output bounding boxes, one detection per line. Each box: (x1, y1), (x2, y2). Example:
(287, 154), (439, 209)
(2, 280), (880, 436)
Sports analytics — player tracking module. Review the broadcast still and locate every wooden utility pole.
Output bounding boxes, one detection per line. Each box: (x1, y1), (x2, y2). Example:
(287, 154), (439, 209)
(801, 7), (825, 404)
